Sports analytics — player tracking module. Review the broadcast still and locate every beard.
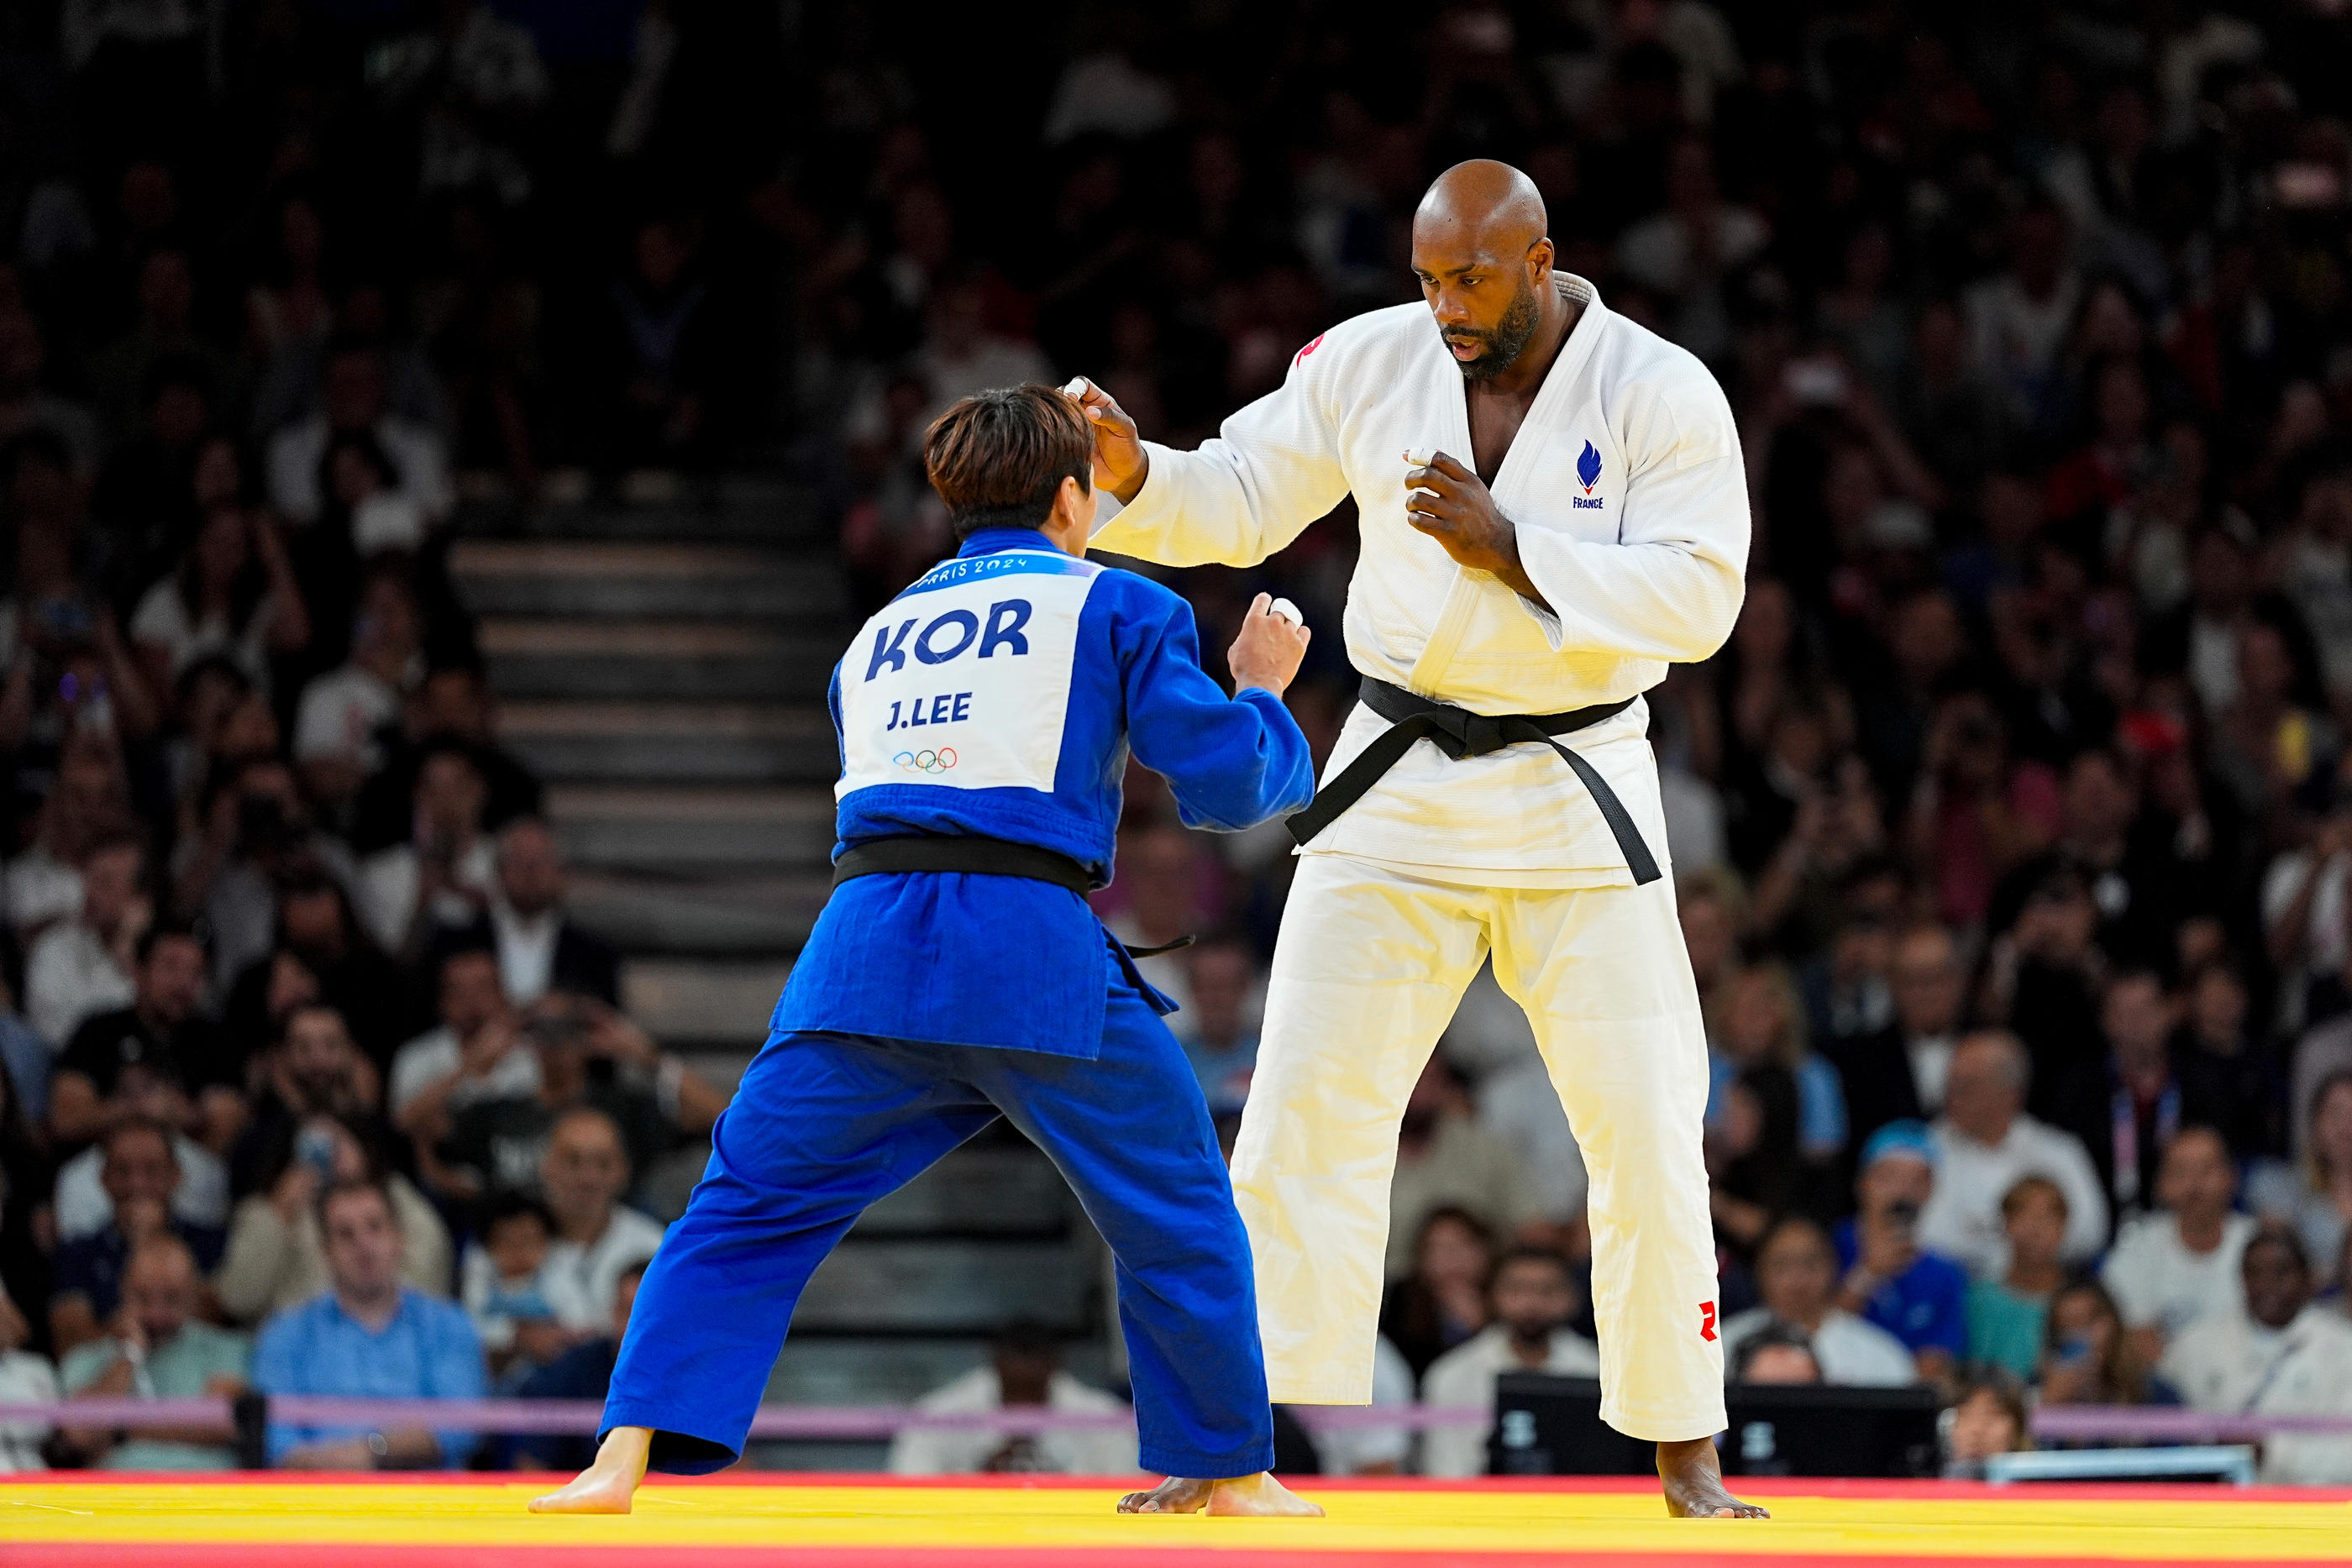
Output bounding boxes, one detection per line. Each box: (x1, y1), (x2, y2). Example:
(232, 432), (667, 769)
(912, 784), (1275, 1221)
(1448, 279), (1543, 382)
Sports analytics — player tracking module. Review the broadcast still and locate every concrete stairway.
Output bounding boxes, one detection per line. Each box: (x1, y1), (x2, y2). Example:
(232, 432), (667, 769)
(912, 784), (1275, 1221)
(452, 486), (1111, 1458)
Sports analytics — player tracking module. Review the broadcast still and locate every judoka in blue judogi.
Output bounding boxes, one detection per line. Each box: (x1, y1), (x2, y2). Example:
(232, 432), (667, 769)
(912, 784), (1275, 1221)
(553, 388), (1318, 1508)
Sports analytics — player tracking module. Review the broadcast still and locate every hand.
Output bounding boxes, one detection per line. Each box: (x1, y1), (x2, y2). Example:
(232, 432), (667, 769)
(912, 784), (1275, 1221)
(1226, 593), (1311, 698)
(580, 1003), (659, 1069)
(460, 1015), (521, 1079)
(1063, 378), (1148, 505)
(270, 1160), (322, 1226)
(1403, 453), (1547, 606)
(106, 1298), (148, 1358)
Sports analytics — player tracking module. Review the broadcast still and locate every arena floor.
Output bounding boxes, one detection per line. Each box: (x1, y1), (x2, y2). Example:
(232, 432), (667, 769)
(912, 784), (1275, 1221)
(3, 1473), (2349, 1565)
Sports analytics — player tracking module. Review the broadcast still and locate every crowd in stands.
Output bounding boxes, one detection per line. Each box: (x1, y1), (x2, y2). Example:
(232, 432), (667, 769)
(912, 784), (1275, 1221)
(13, 0), (2352, 1485)
(0, 0), (759, 1470)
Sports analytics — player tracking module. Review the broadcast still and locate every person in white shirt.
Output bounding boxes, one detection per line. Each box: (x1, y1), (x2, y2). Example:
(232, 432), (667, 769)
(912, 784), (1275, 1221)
(355, 743), (496, 956)
(1420, 1246), (1601, 1477)
(1304, 1335), (1417, 1476)
(24, 835), (144, 1048)
(2161, 1226), (2352, 1484)
(1077, 157), (1754, 1517)
(2102, 1126), (2256, 1360)
(887, 1320), (1138, 1476)
(1917, 1031), (2108, 1277)
(1719, 1216), (1917, 1387)
(0, 1283), (57, 1470)
(291, 564), (422, 810)
(265, 341), (452, 529)
(389, 945), (538, 1128)
(530, 1107), (664, 1336)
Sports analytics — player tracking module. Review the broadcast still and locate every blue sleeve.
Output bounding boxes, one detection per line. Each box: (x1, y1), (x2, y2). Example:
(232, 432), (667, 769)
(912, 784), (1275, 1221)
(250, 1314), (312, 1463)
(1924, 1262), (1971, 1357)
(424, 1301), (488, 1466)
(1110, 579), (1315, 831)
(827, 663), (846, 772)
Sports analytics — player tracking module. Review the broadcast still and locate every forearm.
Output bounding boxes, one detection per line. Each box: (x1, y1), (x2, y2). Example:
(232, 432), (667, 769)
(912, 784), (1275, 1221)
(1513, 531), (1746, 661)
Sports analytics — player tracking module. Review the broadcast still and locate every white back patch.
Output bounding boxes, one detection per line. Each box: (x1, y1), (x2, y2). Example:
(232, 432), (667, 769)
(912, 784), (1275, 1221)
(837, 551), (1102, 799)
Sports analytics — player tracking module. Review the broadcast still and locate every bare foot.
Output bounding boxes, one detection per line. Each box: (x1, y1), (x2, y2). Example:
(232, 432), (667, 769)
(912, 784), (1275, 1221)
(1657, 1437), (1767, 1519)
(1119, 1476), (1214, 1513)
(1205, 1473), (1323, 1517)
(1117, 1474), (1323, 1517)
(529, 1426), (652, 1515)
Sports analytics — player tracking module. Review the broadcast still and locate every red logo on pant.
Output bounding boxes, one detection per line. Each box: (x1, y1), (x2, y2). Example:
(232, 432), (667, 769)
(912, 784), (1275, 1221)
(1699, 1301), (1718, 1341)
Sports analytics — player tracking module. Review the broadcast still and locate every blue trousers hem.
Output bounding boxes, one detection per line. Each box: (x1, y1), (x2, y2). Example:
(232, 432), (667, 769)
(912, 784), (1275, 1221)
(1137, 1439), (1276, 1480)
(601, 1400), (743, 1476)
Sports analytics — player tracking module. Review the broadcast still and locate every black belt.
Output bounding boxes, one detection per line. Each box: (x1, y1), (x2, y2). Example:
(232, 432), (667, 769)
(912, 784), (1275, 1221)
(831, 836), (1194, 956)
(1284, 677), (1662, 885)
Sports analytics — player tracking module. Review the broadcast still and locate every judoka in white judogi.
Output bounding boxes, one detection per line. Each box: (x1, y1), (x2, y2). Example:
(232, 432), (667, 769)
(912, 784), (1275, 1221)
(1084, 189), (1748, 1449)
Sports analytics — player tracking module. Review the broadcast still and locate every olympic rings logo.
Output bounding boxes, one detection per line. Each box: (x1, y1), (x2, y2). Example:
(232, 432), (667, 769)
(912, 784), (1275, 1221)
(894, 748), (958, 774)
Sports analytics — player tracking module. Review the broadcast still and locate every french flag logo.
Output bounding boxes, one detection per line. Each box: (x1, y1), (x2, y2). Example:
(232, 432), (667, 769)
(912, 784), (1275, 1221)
(1577, 441), (1602, 495)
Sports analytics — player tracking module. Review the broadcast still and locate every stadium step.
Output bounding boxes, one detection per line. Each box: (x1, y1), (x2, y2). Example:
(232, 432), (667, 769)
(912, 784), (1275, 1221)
(478, 616), (845, 701)
(501, 705), (841, 785)
(450, 540), (848, 620)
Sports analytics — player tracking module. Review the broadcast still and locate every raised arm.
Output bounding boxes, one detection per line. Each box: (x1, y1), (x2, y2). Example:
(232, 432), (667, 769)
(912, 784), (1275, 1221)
(1074, 342), (1352, 569)
(1116, 585), (1315, 832)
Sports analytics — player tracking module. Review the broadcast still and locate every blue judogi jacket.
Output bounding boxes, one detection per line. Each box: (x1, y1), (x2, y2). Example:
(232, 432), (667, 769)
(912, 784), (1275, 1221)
(773, 527), (1315, 1058)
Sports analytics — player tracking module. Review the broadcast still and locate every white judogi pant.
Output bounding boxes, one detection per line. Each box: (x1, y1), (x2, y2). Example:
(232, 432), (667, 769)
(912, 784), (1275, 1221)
(1230, 852), (1726, 1442)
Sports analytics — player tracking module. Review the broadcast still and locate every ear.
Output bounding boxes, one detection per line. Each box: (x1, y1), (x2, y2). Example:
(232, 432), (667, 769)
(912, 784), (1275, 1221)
(1528, 235), (1555, 281)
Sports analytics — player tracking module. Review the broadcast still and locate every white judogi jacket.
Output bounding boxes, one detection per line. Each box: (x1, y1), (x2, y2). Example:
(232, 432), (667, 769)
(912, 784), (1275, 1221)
(1092, 273), (1748, 884)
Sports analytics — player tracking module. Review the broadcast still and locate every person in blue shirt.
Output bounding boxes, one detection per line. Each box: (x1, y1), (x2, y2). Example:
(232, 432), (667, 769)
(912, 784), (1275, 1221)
(252, 1177), (486, 1467)
(1831, 1121), (1971, 1380)
(533, 385), (1320, 1518)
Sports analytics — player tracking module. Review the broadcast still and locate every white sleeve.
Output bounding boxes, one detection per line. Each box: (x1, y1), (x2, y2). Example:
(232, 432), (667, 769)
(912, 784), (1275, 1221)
(1513, 361), (1750, 661)
(2099, 1232), (2153, 1327)
(1088, 339), (1351, 569)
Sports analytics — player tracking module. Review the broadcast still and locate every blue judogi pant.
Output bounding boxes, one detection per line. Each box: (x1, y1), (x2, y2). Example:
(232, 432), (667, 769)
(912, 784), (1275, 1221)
(602, 982), (1276, 1479)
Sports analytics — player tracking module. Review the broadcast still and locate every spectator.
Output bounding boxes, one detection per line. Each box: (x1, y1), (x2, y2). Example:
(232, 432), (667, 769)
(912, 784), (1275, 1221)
(433, 817), (620, 1009)
(1420, 1247), (1599, 1478)
(49, 922), (223, 1156)
(174, 763), (356, 995)
(6, 727), (134, 947)
(2039, 1278), (2173, 1411)
(1941, 1371), (2031, 1476)
(2162, 1228), (2352, 1484)
(1706, 961), (1846, 1164)
(128, 502), (310, 696)
(463, 1192), (559, 1381)
(2065, 969), (2191, 1224)
(291, 563), (424, 811)
(2178, 961), (2281, 1162)
(389, 945), (536, 1130)
(1720, 1216), (1917, 1386)
(49, 1119), (226, 1355)
(1729, 1322), (1823, 1385)
(432, 996), (720, 1204)
(0, 1284), (55, 1470)
(1830, 1121), (1970, 1380)
(57, 1234), (247, 1469)
(223, 877), (414, 1078)
(1379, 1205), (1494, 1382)
(349, 661), (542, 854)
(594, 217), (722, 470)
(2253, 1071), (2352, 1272)
(354, 742), (496, 957)
(886, 1319), (1137, 1476)
(265, 339), (452, 530)
(2103, 1127), (2256, 1361)
(1917, 1032), (2108, 1277)
(23, 833), (144, 1048)
(528, 1107), (664, 1335)
(224, 1004), (384, 1195)
(1828, 923), (1968, 1144)
(1385, 1055), (1546, 1279)
(215, 1111), (449, 1325)
(1966, 1176), (2069, 1383)
(252, 1177), (484, 1468)
(1176, 936), (1257, 1115)
(505, 1260), (647, 1472)
(0, 1057), (55, 1335)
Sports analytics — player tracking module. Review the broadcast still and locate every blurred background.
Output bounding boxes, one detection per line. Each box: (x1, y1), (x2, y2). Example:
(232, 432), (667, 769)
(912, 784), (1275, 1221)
(3, 0), (2352, 1485)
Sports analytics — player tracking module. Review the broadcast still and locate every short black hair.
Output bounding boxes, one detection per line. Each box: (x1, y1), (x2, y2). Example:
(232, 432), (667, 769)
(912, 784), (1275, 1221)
(481, 1190), (555, 1241)
(922, 385), (1093, 538)
(1730, 1321), (1819, 1382)
(135, 920), (204, 968)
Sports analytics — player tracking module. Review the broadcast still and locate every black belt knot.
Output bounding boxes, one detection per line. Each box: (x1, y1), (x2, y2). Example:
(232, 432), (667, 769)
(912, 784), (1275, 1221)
(1283, 677), (1662, 885)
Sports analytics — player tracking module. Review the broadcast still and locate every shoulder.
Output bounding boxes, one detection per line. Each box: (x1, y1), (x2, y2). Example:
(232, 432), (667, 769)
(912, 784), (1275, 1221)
(1908, 1250), (1971, 1296)
(610, 1206), (667, 1250)
(1547, 1329), (1602, 1372)
(914, 1366), (998, 1413)
(2107, 1213), (2166, 1260)
(407, 1288), (480, 1336)
(255, 1295), (323, 1347)
(1719, 1306), (1771, 1345)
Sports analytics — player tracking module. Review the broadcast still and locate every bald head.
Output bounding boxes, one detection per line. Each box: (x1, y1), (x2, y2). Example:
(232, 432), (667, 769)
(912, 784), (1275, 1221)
(1411, 161), (1558, 383)
(1417, 160), (1548, 248)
